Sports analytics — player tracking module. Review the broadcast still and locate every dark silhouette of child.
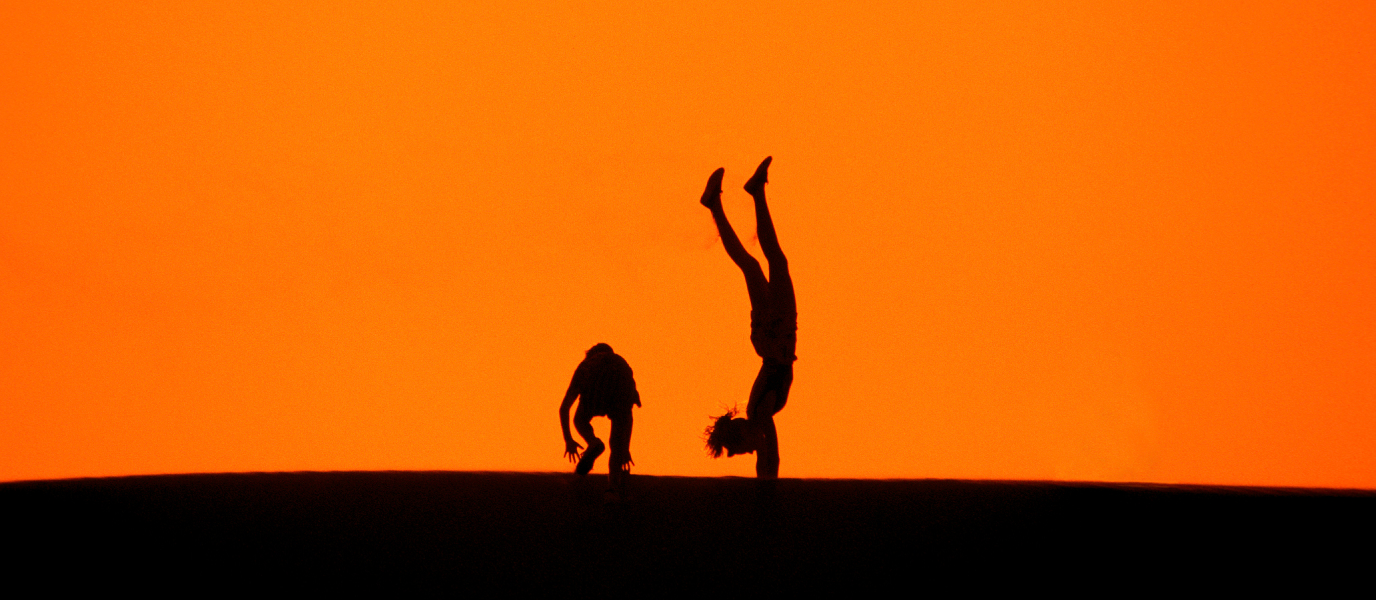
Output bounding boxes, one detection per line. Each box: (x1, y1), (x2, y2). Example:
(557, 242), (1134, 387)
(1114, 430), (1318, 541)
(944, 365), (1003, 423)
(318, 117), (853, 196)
(560, 343), (640, 499)
(700, 157), (796, 480)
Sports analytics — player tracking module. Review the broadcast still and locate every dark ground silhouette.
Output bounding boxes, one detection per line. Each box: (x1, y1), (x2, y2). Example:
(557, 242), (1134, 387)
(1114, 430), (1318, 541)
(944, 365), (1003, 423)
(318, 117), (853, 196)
(4, 472), (1371, 590)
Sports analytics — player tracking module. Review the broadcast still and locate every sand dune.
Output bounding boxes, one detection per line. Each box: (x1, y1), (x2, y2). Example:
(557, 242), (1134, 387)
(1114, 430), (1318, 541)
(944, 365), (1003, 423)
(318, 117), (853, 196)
(4, 471), (1369, 589)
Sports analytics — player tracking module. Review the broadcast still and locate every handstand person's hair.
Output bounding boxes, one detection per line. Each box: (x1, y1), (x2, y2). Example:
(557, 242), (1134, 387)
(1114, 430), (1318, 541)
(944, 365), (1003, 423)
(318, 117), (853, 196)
(703, 407), (742, 458)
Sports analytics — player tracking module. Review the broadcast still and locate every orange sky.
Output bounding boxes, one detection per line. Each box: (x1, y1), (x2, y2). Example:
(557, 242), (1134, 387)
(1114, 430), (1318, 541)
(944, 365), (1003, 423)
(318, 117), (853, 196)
(3, 2), (1373, 486)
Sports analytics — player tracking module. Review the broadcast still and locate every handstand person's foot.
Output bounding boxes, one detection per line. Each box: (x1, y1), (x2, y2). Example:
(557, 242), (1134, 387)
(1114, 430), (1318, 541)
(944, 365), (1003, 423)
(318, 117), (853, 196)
(743, 156), (772, 197)
(701, 168), (725, 209)
(575, 439), (605, 476)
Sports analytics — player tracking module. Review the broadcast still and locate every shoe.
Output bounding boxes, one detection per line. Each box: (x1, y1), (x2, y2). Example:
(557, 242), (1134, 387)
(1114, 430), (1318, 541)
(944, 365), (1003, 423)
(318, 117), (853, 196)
(575, 439), (605, 476)
(743, 156), (772, 196)
(701, 168), (725, 208)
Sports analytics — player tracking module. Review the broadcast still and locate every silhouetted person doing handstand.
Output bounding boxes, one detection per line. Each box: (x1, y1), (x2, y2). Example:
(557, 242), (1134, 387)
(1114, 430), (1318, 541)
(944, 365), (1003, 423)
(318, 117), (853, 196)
(560, 343), (640, 499)
(701, 156), (796, 480)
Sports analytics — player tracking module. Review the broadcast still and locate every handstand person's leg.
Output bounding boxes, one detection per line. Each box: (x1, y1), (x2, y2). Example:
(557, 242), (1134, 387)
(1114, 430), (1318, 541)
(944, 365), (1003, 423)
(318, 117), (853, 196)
(573, 413), (604, 476)
(744, 157), (796, 316)
(743, 157), (783, 263)
(703, 168), (769, 309)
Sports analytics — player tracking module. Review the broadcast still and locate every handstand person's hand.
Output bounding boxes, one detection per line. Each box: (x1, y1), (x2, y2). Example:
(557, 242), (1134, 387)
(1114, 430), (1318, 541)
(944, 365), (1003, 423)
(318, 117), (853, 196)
(564, 439), (584, 463)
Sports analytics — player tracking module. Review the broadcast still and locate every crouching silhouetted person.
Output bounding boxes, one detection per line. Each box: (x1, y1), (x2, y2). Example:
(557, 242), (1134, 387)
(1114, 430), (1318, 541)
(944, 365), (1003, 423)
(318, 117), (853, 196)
(560, 343), (640, 501)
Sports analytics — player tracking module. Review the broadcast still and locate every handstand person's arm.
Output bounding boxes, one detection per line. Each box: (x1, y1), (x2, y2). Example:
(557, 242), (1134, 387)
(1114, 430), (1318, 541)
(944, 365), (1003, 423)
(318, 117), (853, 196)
(756, 419), (779, 479)
(559, 373), (583, 462)
(751, 388), (781, 479)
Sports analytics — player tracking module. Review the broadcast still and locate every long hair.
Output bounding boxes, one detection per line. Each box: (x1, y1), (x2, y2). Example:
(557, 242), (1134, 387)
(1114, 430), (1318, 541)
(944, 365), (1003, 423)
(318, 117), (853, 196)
(703, 407), (744, 458)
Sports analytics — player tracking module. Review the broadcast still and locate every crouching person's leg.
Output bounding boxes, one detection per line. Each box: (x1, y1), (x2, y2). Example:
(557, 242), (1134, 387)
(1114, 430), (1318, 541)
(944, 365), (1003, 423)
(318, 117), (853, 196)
(573, 413), (604, 476)
(607, 408), (634, 499)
